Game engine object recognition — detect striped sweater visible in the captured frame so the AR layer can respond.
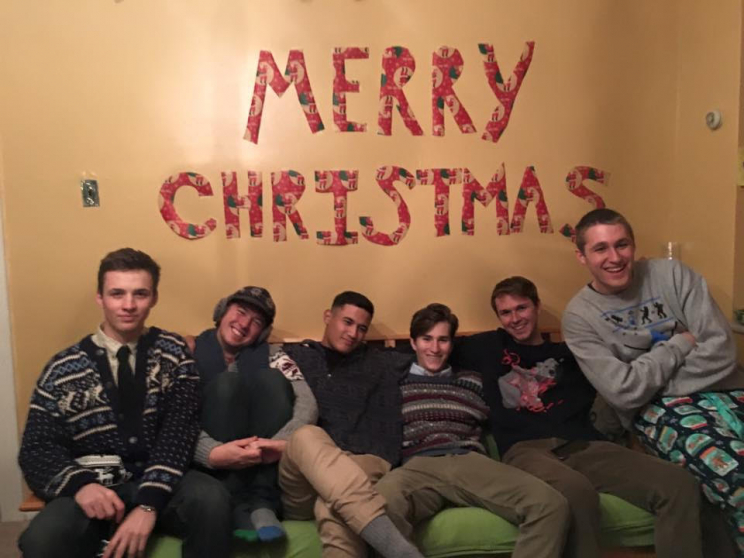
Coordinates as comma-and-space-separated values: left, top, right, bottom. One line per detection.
401, 367, 489, 460
18, 327, 200, 511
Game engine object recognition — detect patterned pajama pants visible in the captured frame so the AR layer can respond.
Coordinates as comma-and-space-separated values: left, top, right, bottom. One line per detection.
634, 390, 744, 556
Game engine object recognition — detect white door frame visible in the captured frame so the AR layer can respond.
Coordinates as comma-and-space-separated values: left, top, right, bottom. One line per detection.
0, 138, 25, 522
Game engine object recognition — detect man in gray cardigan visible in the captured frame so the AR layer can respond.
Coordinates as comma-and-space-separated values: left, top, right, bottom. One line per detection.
563, 208, 744, 555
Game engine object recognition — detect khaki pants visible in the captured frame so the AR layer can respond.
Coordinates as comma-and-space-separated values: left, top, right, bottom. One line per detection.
504, 438, 704, 558
374, 451, 569, 558
279, 425, 390, 558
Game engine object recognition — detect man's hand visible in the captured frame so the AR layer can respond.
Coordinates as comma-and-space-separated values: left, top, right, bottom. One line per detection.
681, 331, 697, 346
254, 439, 287, 464
103, 506, 157, 558
75, 483, 125, 522
182, 334, 196, 353
208, 437, 262, 469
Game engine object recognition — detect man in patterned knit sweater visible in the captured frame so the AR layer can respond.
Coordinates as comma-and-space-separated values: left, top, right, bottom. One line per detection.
18, 248, 225, 558
456, 275, 705, 558
374, 303, 570, 558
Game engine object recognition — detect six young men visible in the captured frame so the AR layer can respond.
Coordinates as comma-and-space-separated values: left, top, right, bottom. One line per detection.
17, 207, 744, 557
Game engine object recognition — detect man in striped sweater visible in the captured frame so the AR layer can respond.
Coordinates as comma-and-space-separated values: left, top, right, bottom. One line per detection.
18, 248, 228, 558
374, 303, 570, 558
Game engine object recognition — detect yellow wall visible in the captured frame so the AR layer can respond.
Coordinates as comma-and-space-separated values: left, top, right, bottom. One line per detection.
1, 0, 743, 424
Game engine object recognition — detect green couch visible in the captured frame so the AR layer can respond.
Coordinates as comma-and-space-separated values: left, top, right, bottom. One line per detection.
145, 435, 655, 557
146, 493, 654, 557
144, 337, 655, 557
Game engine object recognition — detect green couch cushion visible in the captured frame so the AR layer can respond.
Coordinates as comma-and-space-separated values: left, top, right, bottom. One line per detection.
598, 493, 656, 548
147, 521, 322, 558
414, 507, 518, 557
145, 496, 655, 558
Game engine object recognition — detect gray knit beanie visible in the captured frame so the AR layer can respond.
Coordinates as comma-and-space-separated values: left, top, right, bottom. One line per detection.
213, 286, 276, 326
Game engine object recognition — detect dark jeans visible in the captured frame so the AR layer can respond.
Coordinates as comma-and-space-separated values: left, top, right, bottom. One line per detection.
19, 470, 232, 558
201, 370, 293, 514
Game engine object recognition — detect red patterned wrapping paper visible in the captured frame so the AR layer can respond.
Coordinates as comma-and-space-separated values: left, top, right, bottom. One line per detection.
360, 166, 415, 246
271, 170, 310, 242
333, 47, 369, 133
222, 171, 264, 239
416, 168, 459, 236
511, 166, 553, 234
461, 165, 509, 236
244, 50, 325, 144
159, 172, 217, 240
377, 47, 423, 136
431, 47, 475, 137
479, 42, 535, 143
315, 170, 359, 245
559, 166, 608, 241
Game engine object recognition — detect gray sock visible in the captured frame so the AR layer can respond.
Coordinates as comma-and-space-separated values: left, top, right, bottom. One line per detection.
250, 508, 286, 542
360, 515, 424, 558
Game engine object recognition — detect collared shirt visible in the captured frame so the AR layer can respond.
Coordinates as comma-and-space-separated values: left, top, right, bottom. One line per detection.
91, 325, 141, 385
409, 361, 453, 378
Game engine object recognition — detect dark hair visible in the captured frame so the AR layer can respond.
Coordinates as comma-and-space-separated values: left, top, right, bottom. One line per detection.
331, 291, 374, 317
575, 208, 635, 253
410, 303, 459, 339
97, 248, 161, 294
491, 276, 540, 313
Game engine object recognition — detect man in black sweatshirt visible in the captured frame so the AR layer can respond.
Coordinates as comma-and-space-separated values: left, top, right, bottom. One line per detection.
454, 276, 704, 558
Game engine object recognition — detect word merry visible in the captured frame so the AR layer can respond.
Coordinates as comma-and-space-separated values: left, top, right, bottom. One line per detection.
244, 43, 535, 143
158, 166, 607, 246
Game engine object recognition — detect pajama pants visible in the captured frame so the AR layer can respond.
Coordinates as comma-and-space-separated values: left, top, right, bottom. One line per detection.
634, 390, 744, 555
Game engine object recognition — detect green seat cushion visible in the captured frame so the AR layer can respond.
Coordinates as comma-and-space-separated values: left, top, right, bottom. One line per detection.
146, 497, 654, 558
598, 493, 656, 547
414, 507, 518, 557
146, 521, 322, 558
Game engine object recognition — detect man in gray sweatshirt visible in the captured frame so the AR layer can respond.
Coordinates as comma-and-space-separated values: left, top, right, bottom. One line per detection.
562, 208, 744, 555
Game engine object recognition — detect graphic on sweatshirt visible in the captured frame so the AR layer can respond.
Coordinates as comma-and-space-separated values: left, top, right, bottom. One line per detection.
499, 350, 561, 412
600, 297, 678, 351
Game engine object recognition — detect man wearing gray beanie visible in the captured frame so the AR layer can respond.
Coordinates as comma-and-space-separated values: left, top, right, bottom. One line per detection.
189, 286, 318, 547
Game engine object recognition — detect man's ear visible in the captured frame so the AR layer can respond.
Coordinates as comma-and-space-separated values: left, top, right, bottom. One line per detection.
95, 291, 103, 308
409, 338, 416, 352
152, 291, 159, 307
323, 309, 332, 325
575, 248, 587, 266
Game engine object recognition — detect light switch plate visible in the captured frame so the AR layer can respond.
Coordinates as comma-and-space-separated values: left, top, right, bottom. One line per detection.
81, 179, 100, 207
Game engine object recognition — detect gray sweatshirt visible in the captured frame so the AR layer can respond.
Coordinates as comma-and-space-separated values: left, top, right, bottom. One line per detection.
562, 258, 744, 427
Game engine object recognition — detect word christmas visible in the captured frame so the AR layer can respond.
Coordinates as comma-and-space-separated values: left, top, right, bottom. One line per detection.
158, 165, 608, 246
244, 43, 534, 142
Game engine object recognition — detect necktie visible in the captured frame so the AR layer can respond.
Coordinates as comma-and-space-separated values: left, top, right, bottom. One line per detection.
116, 346, 137, 420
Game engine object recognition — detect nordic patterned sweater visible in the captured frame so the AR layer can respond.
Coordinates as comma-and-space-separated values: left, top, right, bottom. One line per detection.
18, 327, 200, 511
401, 363, 489, 461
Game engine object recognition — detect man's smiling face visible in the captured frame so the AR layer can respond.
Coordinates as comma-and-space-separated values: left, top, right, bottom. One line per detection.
493, 294, 542, 345
217, 302, 266, 351
577, 223, 636, 295
321, 304, 371, 354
